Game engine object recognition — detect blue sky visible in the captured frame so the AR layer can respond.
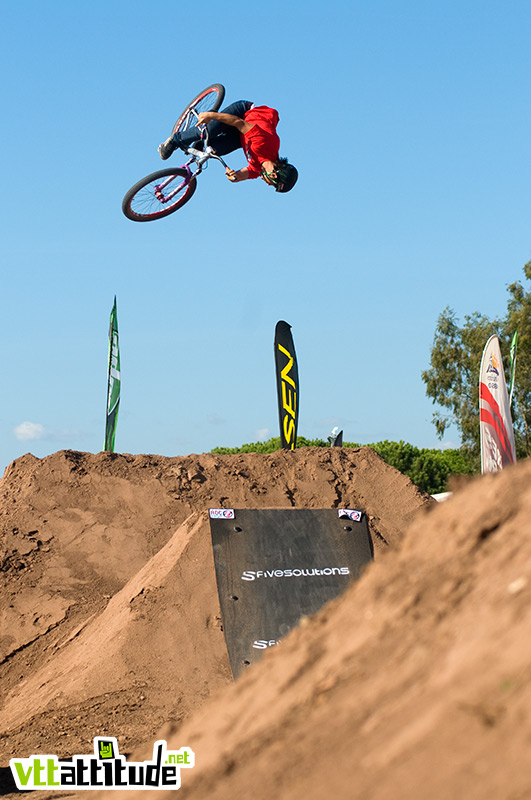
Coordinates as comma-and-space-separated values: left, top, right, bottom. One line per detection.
1, 0, 530, 470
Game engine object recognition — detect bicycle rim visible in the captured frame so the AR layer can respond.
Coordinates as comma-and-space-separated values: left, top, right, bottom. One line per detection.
122, 168, 197, 221
173, 83, 225, 135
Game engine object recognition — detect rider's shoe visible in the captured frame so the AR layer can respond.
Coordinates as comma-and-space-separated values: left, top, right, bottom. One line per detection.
158, 135, 177, 160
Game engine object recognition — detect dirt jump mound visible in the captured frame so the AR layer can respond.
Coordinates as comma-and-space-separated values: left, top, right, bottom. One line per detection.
0, 444, 428, 782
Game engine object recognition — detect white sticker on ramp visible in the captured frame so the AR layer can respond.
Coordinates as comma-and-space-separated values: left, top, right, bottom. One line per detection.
209, 508, 235, 519
338, 508, 363, 522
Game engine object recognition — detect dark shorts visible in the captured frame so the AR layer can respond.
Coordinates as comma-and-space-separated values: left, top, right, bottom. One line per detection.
173, 100, 253, 155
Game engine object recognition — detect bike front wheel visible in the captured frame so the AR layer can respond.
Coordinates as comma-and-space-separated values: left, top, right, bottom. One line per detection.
122, 168, 197, 221
172, 83, 225, 135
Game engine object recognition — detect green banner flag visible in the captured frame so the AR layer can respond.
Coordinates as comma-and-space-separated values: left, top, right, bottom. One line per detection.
509, 330, 518, 406
104, 297, 121, 452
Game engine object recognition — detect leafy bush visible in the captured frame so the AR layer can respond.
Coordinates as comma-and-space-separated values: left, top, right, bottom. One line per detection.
211, 437, 476, 494
212, 436, 328, 455
347, 440, 476, 494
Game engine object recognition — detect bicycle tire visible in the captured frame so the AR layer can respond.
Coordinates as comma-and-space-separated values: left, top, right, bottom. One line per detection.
122, 168, 197, 222
172, 83, 225, 135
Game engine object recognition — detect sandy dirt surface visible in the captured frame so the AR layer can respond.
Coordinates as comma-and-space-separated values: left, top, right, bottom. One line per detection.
3, 447, 529, 798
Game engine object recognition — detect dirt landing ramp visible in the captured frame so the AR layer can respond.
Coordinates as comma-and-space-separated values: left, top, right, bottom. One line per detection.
210, 508, 373, 677
0, 445, 430, 780
100, 459, 531, 800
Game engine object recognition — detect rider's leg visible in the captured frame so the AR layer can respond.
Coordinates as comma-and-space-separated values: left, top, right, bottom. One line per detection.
171, 100, 253, 152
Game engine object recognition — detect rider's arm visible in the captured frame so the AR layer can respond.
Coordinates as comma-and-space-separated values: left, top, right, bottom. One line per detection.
225, 167, 250, 182
197, 111, 253, 134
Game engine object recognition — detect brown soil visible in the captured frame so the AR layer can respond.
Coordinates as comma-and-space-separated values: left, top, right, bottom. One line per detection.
2, 447, 528, 799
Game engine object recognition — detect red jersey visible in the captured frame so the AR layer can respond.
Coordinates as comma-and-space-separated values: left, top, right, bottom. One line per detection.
240, 105, 280, 179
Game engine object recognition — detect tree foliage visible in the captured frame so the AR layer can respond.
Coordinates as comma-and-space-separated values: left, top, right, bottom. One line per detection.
349, 440, 474, 494
502, 262, 531, 454
422, 261, 531, 459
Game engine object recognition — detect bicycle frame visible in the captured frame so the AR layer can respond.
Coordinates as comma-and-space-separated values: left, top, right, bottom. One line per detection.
154, 118, 229, 206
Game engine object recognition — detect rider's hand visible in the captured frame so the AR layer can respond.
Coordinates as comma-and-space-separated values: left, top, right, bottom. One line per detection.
197, 111, 215, 125
225, 168, 239, 182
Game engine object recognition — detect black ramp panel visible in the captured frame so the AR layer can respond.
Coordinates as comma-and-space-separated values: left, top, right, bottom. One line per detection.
210, 508, 373, 679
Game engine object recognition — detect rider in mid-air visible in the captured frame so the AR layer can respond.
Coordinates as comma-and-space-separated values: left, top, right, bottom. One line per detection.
158, 100, 298, 194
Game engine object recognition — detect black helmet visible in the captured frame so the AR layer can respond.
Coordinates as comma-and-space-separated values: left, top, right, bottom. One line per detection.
274, 158, 298, 193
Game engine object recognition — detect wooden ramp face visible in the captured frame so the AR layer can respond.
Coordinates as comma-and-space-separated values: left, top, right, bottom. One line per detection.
209, 508, 373, 678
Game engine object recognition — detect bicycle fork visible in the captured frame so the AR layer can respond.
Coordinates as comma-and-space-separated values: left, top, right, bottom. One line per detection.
154, 166, 193, 205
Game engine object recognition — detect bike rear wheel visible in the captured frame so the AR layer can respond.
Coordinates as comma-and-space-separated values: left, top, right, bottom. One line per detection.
122, 168, 197, 221
172, 83, 225, 135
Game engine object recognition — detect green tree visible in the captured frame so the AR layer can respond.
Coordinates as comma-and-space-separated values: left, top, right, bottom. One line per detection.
502, 261, 531, 455
422, 261, 531, 459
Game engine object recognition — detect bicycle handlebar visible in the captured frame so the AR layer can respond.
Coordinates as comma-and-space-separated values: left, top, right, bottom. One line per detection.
185, 122, 229, 170
182, 110, 230, 171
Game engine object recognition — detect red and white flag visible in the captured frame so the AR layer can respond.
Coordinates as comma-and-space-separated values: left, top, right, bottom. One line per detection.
479, 334, 516, 473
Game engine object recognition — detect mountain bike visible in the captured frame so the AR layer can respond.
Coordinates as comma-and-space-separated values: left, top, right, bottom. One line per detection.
122, 83, 228, 222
